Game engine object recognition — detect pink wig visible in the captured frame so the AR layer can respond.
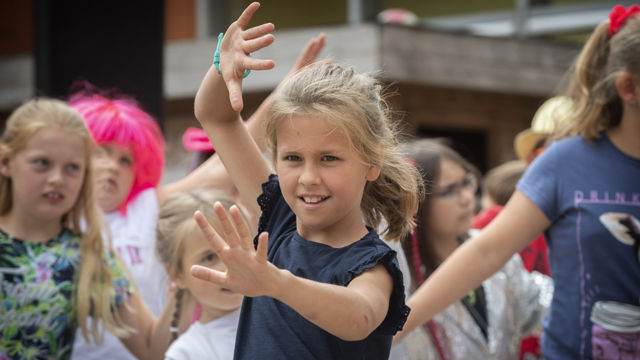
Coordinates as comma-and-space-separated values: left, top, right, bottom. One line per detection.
69, 85, 165, 213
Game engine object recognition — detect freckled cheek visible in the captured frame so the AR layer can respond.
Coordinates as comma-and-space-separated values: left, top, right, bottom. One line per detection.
279, 176, 301, 197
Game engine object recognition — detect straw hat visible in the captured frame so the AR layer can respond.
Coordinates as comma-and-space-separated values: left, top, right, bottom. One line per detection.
514, 96, 573, 160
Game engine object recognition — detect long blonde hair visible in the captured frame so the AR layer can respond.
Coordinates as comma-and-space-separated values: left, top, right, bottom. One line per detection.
0, 98, 131, 342
554, 15, 640, 141
264, 64, 423, 242
156, 189, 253, 343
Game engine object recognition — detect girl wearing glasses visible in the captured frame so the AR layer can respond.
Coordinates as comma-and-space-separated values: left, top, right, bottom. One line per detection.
390, 139, 553, 360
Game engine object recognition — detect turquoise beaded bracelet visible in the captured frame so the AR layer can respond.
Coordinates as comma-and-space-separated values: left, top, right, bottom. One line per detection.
214, 33, 251, 79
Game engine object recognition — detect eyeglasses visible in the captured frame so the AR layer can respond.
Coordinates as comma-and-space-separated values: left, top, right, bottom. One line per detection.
434, 172, 477, 201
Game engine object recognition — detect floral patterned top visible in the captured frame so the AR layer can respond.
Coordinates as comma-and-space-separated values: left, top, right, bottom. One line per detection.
0, 228, 133, 360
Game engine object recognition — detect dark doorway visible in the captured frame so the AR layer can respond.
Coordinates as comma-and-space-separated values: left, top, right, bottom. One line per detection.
34, 0, 165, 128
417, 127, 488, 174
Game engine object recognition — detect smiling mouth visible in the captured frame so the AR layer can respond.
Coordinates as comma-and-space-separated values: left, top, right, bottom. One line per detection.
301, 196, 329, 204
43, 193, 63, 199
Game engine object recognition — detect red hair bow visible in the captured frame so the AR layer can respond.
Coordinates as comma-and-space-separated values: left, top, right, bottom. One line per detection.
609, 4, 640, 37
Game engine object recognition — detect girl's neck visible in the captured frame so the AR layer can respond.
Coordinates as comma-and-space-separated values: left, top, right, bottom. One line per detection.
296, 212, 370, 248
0, 209, 62, 243
607, 106, 640, 159
198, 306, 240, 324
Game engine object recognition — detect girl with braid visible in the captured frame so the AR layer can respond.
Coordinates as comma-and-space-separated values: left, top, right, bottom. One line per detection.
156, 189, 253, 360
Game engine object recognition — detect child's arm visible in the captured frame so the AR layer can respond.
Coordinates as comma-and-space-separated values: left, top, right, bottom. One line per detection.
116, 286, 195, 360
157, 32, 327, 206
393, 191, 551, 344
193, 2, 275, 218
191, 203, 394, 341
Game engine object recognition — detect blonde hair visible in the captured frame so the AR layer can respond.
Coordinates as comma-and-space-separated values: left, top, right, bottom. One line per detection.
554, 15, 640, 141
483, 160, 527, 207
156, 189, 253, 342
0, 98, 131, 343
264, 64, 423, 242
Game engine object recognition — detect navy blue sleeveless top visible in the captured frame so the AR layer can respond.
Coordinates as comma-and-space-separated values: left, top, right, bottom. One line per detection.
233, 175, 410, 359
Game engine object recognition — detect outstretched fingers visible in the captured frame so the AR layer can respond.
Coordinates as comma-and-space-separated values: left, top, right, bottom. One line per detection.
243, 23, 275, 42
236, 2, 261, 29
242, 34, 275, 56
213, 202, 243, 248
226, 79, 245, 112
229, 205, 254, 250
297, 33, 327, 69
242, 56, 275, 72
194, 211, 228, 254
256, 232, 269, 264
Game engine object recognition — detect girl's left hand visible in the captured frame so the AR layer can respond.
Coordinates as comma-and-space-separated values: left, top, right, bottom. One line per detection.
218, 2, 275, 111
191, 202, 285, 298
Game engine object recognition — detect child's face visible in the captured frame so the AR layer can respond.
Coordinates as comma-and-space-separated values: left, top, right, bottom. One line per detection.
275, 115, 380, 243
0, 128, 87, 224
176, 225, 243, 322
92, 143, 135, 213
428, 159, 476, 239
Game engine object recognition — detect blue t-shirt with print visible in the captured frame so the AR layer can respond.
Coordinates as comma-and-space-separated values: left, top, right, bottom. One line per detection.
233, 175, 410, 360
0, 228, 133, 360
517, 133, 640, 360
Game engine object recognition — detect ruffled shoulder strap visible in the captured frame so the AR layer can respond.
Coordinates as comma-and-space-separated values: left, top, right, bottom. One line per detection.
256, 174, 281, 234
344, 242, 411, 336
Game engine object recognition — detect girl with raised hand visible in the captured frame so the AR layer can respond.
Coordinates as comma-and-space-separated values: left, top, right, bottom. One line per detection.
393, 5, 640, 360
0, 98, 177, 360
156, 189, 254, 360
390, 139, 552, 360
69, 32, 327, 360
193, 3, 421, 359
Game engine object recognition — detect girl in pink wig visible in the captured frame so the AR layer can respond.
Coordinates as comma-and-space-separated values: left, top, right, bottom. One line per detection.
69, 34, 327, 360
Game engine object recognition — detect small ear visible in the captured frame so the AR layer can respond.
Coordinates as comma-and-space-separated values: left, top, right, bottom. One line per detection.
0, 152, 11, 178
366, 166, 381, 182
166, 265, 188, 290
615, 72, 638, 105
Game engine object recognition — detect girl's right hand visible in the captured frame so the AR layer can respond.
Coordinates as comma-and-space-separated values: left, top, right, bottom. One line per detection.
218, 2, 275, 111
191, 202, 286, 298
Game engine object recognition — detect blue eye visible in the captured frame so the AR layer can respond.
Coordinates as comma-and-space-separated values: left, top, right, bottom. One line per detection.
285, 155, 301, 161
34, 159, 49, 167
322, 156, 338, 162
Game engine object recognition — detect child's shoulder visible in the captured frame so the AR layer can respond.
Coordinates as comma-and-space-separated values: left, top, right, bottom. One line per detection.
337, 232, 399, 280
546, 133, 609, 155
350, 230, 411, 335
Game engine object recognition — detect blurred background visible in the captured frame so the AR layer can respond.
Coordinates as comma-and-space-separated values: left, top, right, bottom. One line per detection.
0, 0, 633, 183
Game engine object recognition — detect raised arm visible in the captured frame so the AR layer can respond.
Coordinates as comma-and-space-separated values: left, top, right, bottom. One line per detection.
194, 3, 275, 218
393, 191, 551, 344
157, 32, 328, 206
